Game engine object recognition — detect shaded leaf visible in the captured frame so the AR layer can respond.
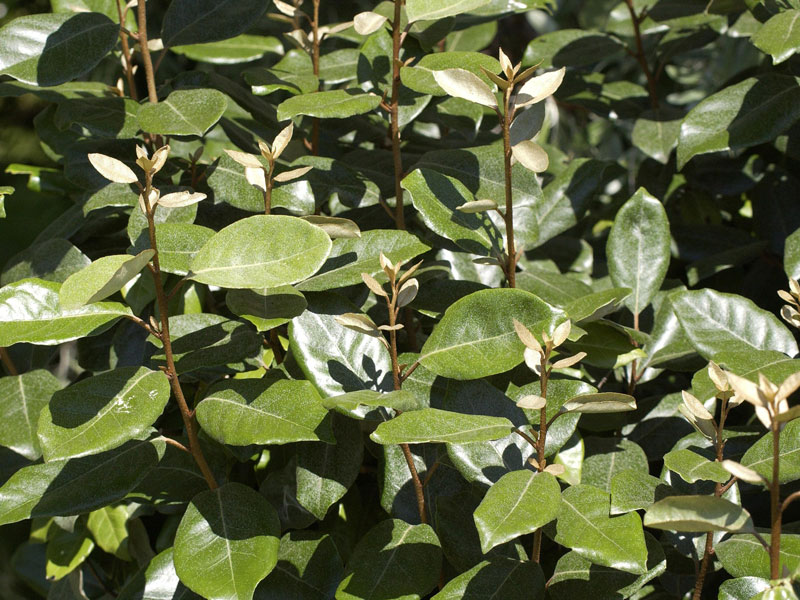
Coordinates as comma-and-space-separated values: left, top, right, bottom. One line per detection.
644, 495, 754, 533
0, 370, 62, 461
371, 408, 513, 445
138, 89, 227, 137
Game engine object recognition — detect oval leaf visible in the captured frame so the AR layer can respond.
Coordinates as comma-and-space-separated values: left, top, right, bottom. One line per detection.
59, 250, 154, 309
370, 408, 513, 445
138, 89, 227, 136
161, 0, 268, 47
644, 496, 754, 533
277, 89, 381, 121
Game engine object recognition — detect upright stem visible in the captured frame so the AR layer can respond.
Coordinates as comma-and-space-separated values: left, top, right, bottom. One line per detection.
531, 348, 551, 562
136, 0, 157, 104
390, 0, 406, 230
501, 86, 516, 288
310, 0, 321, 156
116, 0, 137, 100
770, 423, 782, 579
265, 166, 273, 215
144, 175, 217, 490
623, 0, 659, 110
386, 290, 426, 523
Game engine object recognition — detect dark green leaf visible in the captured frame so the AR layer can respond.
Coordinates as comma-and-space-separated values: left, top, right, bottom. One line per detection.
663, 448, 730, 484
161, 0, 268, 47
717, 534, 800, 579
1, 239, 90, 286
631, 108, 683, 164
400, 52, 501, 96
171, 35, 282, 64
581, 438, 648, 492
741, 419, 800, 484
371, 408, 513, 445
245, 50, 318, 96
752, 10, 800, 64
138, 89, 227, 137
644, 495, 754, 533
174, 483, 280, 600
117, 547, 202, 600
0, 370, 61, 461
523, 29, 625, 68
226, 286, 307, 332
322, 390, 425, 418
277, 90, 381, 121
610, 470, 677, 514
432, 558, 544, 600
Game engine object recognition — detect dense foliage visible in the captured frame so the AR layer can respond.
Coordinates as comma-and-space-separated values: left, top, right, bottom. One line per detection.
2, 0, 800, 598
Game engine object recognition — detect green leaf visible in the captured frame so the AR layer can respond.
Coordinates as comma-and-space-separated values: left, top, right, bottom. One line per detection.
0, 278, 132, 347
432, 558, 545, 600
161, 0, 268, 47
174, 483, 280, 600
420, 288, 562, 379
0, 438, 163, 526
548, 534, 666, 600
786, 227, 800, 280
255, 532, 344, 599
245, 50, 318, 96
607, 188, 670, 316
400, 52, 501, 96
1, 239, 90, 286
562, 392, 637, 415
741, 419, 800, 484
138, 89, 227, 136
644, 495, 754, 533
117, 547, 201, 600
277, 90, 381, 121
719, 578, 772, 600
171, 35, 282, 64
677, 74, 800, 168
296, 230, 430, 292
295, 415, 363, 520
46, 524, 94, 581
37, 367, 170, 462
319, 48, 360, 84
336, 519, 441, 600
717, 534, 800, 579
523, 29, 625, 69
663, 448, 730, 484
554, 484, 648, 575
752, 10, 800, 64
403, 168, 502, 256
610, 470, 677, 514
289, 294, 393, 397
190, 215, 332, 289
0, 370, 62, 461
226, 286, 307, 332
87, 505, 131, 560
322, 390, 425, 418
581, 438, 648, 492
631, 108, 683, 164
406, 0, 492, 21
0, 13, 118, 86
673, 289, 799, 358
146, 223, 214, 277
371, 408, 513, 445
55, 97, 140, 139
149, 314, 262, 374
473, 470, 560, 553
59, 250, 154, 309
691, 350, 800, 404
196, 375, 334, 446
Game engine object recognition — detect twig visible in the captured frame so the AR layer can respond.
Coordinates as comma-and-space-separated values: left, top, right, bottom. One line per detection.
513, 427, 538, 450
162, 436, 190, 453
389, 0, 406, 230
623, 0, 659, 110
500, 87, 516, 287
116, 0, 137, 100
399, 359, 421, 383
136, 0, 158, 103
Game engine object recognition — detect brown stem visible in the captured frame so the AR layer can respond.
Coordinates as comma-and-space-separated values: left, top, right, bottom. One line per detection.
116, 0, 137, 100
123, 314, 155, 336
311, 0, 321, 156
144, 173, 217, 490
693, 423, 726, 599
389, 0, 406, 230
513, 427, 538, 450
400, 359, 421, 383
770, 423, 782, 579
623, 0, 659, 110
400, 442, 427, 524
136, 0, 158, 104
531, 350, 551, 563
265, 166, 274, 215
501, 88, 516, 288
781, 490, 800, 514
0, 347, 18, 376
162, 436, 190, 453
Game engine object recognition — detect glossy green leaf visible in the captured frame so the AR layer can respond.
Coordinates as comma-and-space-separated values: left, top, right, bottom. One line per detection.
87, 505, 131, 560
473, 470, 560, 553
319, 48, 360, 84
400, 52, 501, 96
59, 250, 154, 309
548, 534, 666, 600
245, 50, 318, 96
644, 495, 754, 533
719, 577, 772, 600
38, 367, 169, 462
0, 370, 61, 461
673, 289, 799, 358
161, 0, 268, 47
289, 294, 393, 397
296, 229, 429, 292
138, 89, 227, 137
403, 168, 502, 256
663, 448, 729, 484
741, 419, 800, 484
371, 408, 512, 445
677, 74, 800, 168
523, 29, 625, 69
190, 215, 332, 289
117, 547, 201, 600
752, 10, 800, 64
1, 239, 90, 286
226, 286, 307, 332
406, 0, 491, 21
717, 534, 800, 579
631, 108, 683, 164
322, 390, 425, 418
0, 438, 163, 525
46, 524, 94, 581
0, 13, 118, 86
420, 288, 562, 379
277, 90, 381, 121
336, 519, 441, 600
610, 470, 677, 515
0, 278, 132, 347
554, 484, 648, 575
255, 532, 344, 599
196, 375, 333, 446
691, 350, 800, 403
174, 482, 280, 600
296, 416, 363, 520
607, 188, 670, 316
432, 558, 545, 600
54, 96, 139, 139
581, 438, 647, 492
171, 35, 282, 64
